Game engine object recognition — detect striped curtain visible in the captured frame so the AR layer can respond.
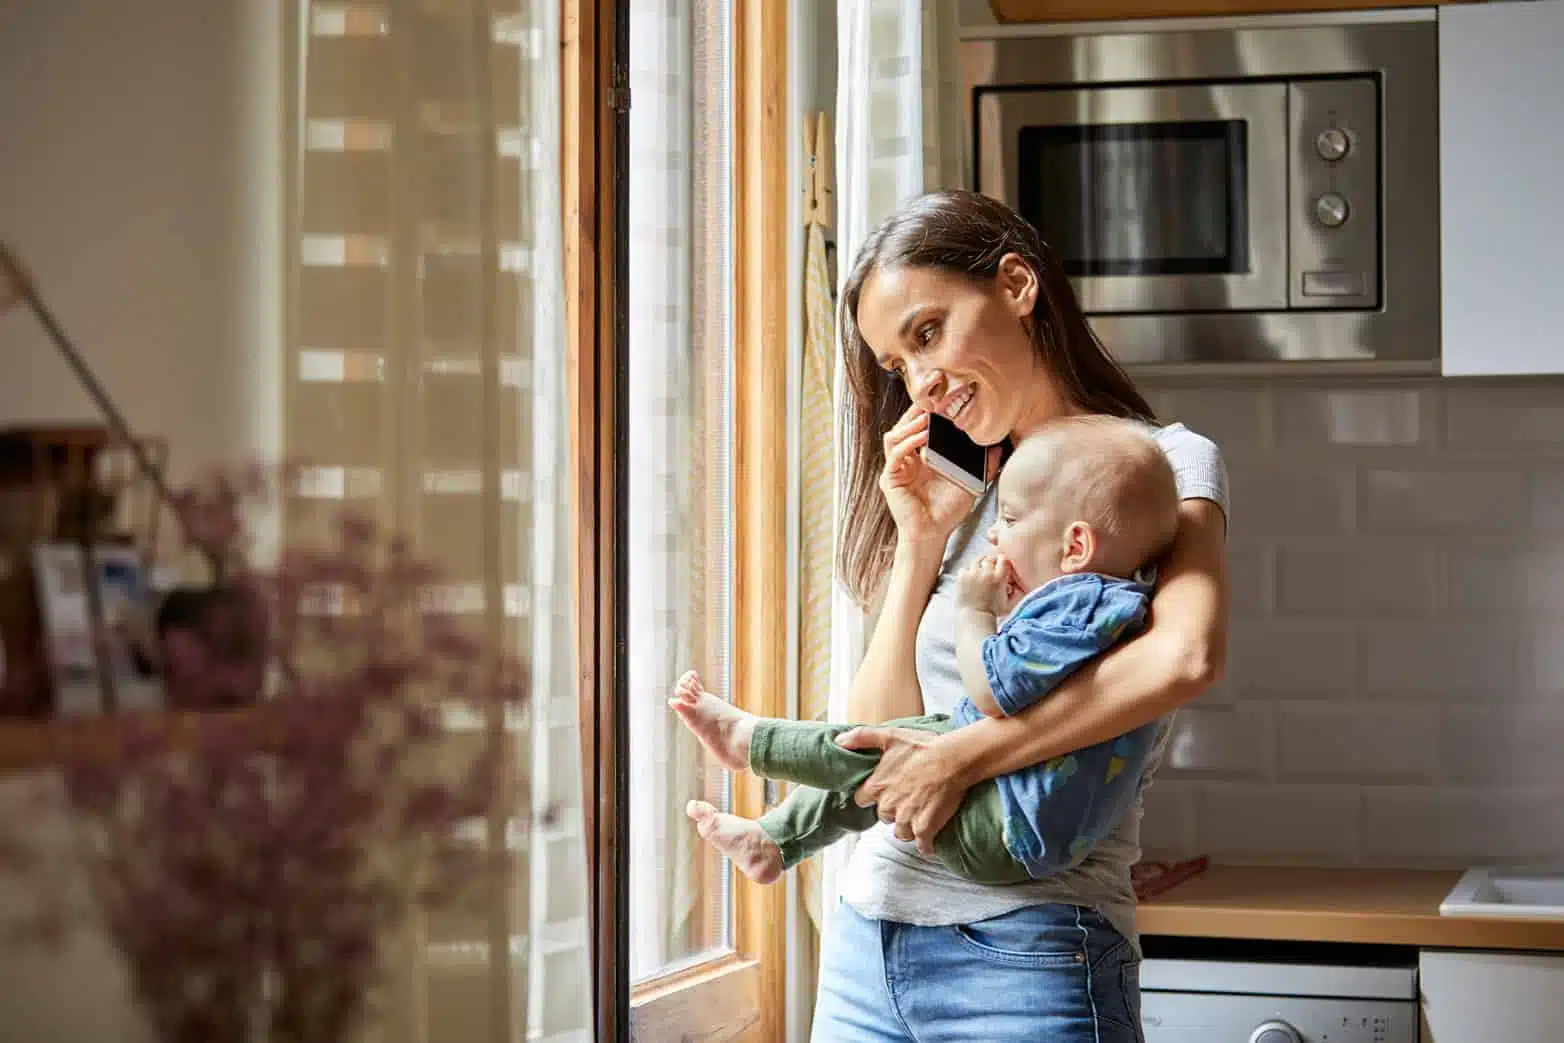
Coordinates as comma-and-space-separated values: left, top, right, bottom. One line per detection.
287, 2, 591, 1040
796, 190, 836, 933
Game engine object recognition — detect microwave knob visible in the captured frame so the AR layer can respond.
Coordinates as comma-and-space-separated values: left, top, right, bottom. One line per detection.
1248, 1022, 1303, 1043
1315, 126, 1351, 162
1313, 192, 1350, 229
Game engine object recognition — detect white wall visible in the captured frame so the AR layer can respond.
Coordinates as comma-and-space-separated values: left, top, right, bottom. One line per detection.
1141, 376, 1564, 869
0, 0, 283, 479
0, 3, 282, 1039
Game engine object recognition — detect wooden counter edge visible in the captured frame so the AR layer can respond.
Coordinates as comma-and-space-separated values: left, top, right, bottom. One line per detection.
1139, 866, 1564, 952
1142, 904, 1564, 951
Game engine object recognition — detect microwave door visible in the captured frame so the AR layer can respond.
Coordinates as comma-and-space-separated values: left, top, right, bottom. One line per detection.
977, 82, 1288, 315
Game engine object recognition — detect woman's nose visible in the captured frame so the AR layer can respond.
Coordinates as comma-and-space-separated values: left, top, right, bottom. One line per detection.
908, 364, 943, 405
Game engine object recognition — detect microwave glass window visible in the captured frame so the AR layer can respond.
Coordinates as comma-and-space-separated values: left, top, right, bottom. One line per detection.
1018, 120, 1248, 278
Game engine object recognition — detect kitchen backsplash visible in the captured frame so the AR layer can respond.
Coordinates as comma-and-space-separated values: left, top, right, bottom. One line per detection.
1137, 377, 1564, 868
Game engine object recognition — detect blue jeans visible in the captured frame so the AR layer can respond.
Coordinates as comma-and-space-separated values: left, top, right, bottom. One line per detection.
811, 901, 1143, 1042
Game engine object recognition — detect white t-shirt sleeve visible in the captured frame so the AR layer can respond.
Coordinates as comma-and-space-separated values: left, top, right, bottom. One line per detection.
1156, 422, 1230, 530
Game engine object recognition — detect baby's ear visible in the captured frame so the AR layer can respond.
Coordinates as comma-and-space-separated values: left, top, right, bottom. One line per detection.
1059, 520, 1096, 573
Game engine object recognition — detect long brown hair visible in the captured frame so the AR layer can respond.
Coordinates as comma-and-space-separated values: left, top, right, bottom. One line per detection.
837, 189, 1156, 606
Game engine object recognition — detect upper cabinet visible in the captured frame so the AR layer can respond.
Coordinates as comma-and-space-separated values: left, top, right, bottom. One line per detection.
985, 0, 1483, 23
1440, 0, 1564, 376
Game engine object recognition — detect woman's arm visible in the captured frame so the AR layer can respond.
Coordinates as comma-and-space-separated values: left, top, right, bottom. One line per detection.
840, 497, 1228, 850
940, 497, 1229, 784
847, 538, 943, 723
846, 406, 989, 724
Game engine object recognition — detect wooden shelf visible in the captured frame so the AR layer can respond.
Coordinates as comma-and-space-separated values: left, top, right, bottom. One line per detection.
0, 705, 275, 777
988, 0, 1484, 23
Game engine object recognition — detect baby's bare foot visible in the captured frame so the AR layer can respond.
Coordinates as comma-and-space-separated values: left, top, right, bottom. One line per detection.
668, 670, 756, 772
687, 800, 783, 884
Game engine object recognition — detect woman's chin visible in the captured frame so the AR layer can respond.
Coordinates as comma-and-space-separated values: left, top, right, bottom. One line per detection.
960, 401, 1009, 446
967, 421, 1006, 447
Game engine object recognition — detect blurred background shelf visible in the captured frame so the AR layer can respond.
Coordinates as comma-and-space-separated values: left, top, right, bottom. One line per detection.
0, 705, 271, 779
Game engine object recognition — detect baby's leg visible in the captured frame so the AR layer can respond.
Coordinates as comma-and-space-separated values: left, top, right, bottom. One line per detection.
757, 787, 879, 869
668, 670, 757, 772
748, 713, 953, 790
670, 669, 949, 792
687, 786, 883, 885
686, 801, 784, 884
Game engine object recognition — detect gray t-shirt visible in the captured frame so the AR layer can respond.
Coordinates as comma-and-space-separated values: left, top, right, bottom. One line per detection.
839, 422, 1229, 953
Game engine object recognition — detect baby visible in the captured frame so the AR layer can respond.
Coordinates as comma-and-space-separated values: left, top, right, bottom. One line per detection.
670, 415, 1181, 885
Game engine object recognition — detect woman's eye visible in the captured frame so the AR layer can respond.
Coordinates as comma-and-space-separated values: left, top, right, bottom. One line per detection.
914, 323, 938, 348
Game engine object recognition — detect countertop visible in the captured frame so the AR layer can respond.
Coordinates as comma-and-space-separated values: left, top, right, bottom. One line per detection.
1139, 865, 1564, 952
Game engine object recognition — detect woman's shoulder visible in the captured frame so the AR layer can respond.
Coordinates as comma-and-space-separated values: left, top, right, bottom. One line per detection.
1145, 419, 1218, 455
1146, 420, 1230, 514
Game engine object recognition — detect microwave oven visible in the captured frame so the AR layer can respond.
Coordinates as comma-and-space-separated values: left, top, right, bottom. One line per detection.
963, 12, 1440, 370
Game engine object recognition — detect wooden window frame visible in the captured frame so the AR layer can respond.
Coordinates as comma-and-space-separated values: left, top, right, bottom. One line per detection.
565, 0, 790, 1039
561, 0, 622, 1039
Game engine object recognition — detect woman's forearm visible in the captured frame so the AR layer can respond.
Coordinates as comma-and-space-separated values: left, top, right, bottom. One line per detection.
847, 539, 943, 723
940, 626, 1212, 785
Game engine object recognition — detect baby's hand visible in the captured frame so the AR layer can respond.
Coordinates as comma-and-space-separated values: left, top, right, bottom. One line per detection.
956, 554, 1011, 615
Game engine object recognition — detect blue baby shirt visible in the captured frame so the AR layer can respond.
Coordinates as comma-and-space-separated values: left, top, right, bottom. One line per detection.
951, 572, 1159, 877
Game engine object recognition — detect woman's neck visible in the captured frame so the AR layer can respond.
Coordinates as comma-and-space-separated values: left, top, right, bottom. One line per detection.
1009, 383, 1084, 443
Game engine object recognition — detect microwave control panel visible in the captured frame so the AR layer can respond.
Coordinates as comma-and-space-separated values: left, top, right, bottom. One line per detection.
1289, 77, 1380, 310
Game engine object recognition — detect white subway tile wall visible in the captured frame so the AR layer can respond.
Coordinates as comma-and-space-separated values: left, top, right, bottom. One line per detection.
1141, 378, 1564, 867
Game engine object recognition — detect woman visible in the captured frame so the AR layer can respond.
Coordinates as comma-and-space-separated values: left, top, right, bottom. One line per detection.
812, 190, 1230, 1041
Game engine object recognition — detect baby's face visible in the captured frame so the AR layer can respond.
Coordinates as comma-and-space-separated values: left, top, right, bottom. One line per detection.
984, 477, 1066, 603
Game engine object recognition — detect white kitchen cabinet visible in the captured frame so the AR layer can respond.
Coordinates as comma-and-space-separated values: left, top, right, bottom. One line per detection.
1440, 1, 1564, 376
1420, 950, 1564, 1042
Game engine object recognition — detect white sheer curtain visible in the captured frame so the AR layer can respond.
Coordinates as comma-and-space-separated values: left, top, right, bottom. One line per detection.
821, 0, 966, 933
289, 2, 592, 1038
520, 8, 595, 1039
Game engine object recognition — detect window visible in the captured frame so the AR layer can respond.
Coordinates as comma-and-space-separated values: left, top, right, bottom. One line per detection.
626, 0, 735, 984
575, 0, 790, 1037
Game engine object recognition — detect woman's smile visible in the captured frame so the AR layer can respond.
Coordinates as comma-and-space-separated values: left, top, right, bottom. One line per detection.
935, 383, 976, 426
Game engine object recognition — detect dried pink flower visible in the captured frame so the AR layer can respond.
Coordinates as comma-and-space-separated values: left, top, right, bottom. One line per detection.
2, 461, 537, 1043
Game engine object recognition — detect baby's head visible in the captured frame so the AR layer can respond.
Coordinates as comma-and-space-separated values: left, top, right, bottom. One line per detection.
987, 416, 1179, 595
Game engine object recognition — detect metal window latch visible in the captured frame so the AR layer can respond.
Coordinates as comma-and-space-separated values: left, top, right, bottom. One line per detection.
763, 779, 782, 810
611, 85, 631, 112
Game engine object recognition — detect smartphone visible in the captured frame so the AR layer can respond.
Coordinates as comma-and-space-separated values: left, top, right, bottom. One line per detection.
923, 412, 990, 496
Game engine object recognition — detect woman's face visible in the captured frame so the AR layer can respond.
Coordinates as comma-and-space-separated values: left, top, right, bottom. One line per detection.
854, 256, 1068, 446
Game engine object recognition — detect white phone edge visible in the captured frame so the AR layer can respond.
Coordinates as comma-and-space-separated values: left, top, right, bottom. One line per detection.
923, 448, 987, 498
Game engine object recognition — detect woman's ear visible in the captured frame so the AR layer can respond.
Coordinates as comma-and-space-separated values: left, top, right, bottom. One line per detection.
996, 253, 1039, 318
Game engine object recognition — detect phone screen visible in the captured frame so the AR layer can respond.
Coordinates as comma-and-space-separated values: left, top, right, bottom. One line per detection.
924, 412, 989, 496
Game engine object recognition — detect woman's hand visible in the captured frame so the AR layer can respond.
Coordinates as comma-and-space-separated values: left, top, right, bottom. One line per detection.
835, 725, 970, 854
879, 407, 984, 548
